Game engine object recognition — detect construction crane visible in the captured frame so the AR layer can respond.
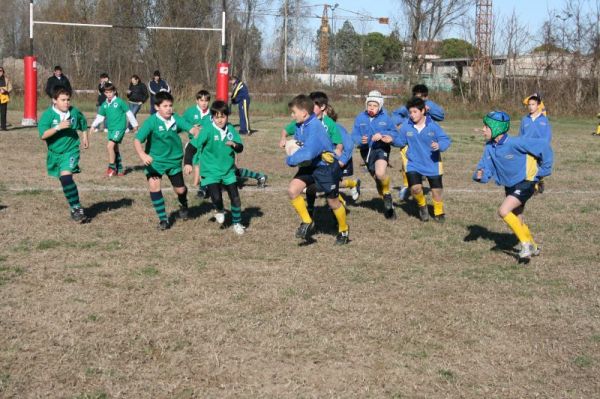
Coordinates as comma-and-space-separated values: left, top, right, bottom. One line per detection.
474, 0, 493, 98
319, 5, 330, 73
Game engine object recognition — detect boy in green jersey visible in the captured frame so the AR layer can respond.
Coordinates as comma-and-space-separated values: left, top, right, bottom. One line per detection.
134, 92, 200, 230
184, 101, 245, 235
90, 83, 139, 176
38, 86, 90, 223
182, 90, 211, 192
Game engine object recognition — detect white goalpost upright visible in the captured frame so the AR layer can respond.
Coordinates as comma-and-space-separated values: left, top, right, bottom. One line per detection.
23, 0, 229, 126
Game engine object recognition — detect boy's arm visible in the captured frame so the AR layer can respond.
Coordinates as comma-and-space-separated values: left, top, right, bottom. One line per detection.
425, 100, 445, 122
39, 113, 71, 140
227, 125, 244, 153
351, 117, 364, 146
434, 125, 452, 152
391, 127, 408, 148
175, 115, 199, 137
473, 147, 492, 183
183, 141, 199, 166
134, 122, 153, 165
286, 133, 322, 166
90, 113, 106, 130
280, 121, 296, 148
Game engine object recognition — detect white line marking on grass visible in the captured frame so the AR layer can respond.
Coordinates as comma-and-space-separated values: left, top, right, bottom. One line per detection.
6, 185, 600, 195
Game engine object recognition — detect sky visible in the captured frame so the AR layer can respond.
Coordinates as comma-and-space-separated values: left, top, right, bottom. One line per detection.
259, 0, 573, 60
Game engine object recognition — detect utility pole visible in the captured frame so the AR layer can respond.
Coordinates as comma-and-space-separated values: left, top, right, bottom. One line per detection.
283, 0, 288, 82
474, 0, 493, 99
319, 4, 329, 73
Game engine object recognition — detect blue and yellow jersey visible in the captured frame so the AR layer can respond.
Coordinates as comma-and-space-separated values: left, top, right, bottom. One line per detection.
393, 116, 451, 177
474, 134, 553, 187
351, 109, 398, 150
519, 114, 552, 143
286, 113, 335, 168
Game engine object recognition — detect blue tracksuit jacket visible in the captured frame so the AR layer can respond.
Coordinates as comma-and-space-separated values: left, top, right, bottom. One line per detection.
519, 114, 552, 142
392, 116, 451, 176
337, 123, 354, 167
351, 109, 398, 152
474, 134, 554, 187
287, 114, 335, 168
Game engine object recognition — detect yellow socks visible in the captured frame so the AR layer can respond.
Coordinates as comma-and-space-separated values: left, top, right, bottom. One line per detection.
503, 212, 531, 244
342, 179, 357, 189
338, 194, 346, 207
414, 192, 427, 207
291, 196, 312, 224
432, 200, 444, 216
332, 205, 348, 232
381, 176, 391, 195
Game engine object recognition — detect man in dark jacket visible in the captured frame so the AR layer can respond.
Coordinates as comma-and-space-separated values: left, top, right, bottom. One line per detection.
45, 66, 72, 98
230, 76, 251, 135
147, 70, 171, 114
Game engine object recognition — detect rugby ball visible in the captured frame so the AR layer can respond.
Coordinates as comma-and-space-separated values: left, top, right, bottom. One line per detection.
285, 139, 301, 156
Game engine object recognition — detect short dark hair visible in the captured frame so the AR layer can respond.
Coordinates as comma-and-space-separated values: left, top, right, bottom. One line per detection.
131, 74, 140, 81
309, 91, 329, 107
528, 95, 541, 104
154, 91, 173, 106
210, 100, 230, 116
100, 73, 109, 79
52, 86, 71, 99
406, 96, 426, 111
54, 65, 62, 71
412, 84, 429, 97
103, 83, 116, 92
153, 70, 161, 77
288, 94, 313, 113
196, 90, 210, 100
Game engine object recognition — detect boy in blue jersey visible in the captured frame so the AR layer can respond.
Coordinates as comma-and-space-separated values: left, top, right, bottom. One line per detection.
392, 84, 445, 202
522, 93, 547, 116
286, 95, 349, 245
351, 90, 398, 219
393, 97, 452, 222
473, 111, 554, 260
520, 95, 552, 194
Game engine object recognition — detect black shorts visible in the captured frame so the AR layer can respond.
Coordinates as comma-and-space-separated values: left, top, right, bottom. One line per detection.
294, 163, 341, 198
342, 157, 354, 177
406, 172, 443, 189
146, 171, 185, 188
505, 180, 536, 204
360, 146, 390, 174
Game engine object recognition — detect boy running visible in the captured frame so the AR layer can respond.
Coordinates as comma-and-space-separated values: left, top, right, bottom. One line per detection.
393, 97, 452, 222
351, 90, 398, 219
134, 92, 199, 230
38, 86, 90, 223
473, 111, 554, 261
90, 83, 138, 177
520, 94, 552, 193
184, 101, 246, 235
286, 94, 349, 245
182, 90, 212, 195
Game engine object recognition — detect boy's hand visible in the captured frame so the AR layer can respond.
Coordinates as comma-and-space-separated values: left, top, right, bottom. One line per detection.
81, 135, 89, 149
141, 153, 153, 166
225, 141, 236, 147
338, 161, 345, 168
381, 135, 393, 144
57, 120, 71, 131
476, 169, 483, 180
184, 164, 193, 175
279, 137, 287, 149
361, 135, 368, 144
372, 133, 382, 142
431, 141, 440, 151
189, 126, 200, 137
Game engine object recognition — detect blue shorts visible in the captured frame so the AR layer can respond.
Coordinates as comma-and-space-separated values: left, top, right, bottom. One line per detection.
505, 180, 536, 204
294, 163, 342, 198
342, 157, 354, 177
360, 146, 390, 174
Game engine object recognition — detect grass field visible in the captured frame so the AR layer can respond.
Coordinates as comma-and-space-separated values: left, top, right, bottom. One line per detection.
1, 108, 599, 398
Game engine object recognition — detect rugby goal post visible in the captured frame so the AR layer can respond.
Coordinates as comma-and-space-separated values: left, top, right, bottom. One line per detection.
23, 0, 228, 126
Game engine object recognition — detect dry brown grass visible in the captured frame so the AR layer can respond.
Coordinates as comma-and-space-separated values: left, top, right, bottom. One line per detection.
0, 109, 599, 398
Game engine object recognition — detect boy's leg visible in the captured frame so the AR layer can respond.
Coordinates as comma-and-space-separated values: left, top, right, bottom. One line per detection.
408, 172, 428, 221
206, 183, 225, 223
59, 172, 87, 223
168, 172, 189, 220
224, 183, 243, 226
288, 178, 311, 224
375, 158, 394, 219
429, 176, 445, 221
305, 184, 318, 217
148, 176, 168, 227
498, 196, 531, 244
326, 187, 349, 245
106, 141, 117, 176
237, 167, 265, 182
114, 143, 124, 175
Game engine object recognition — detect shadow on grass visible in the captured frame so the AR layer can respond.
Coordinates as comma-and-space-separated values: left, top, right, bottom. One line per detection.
168, 201, 214, 227
86, 198, 134, 219
241, 206, 264, 227
0, 205, 7, 211
464, 224, 522, 261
